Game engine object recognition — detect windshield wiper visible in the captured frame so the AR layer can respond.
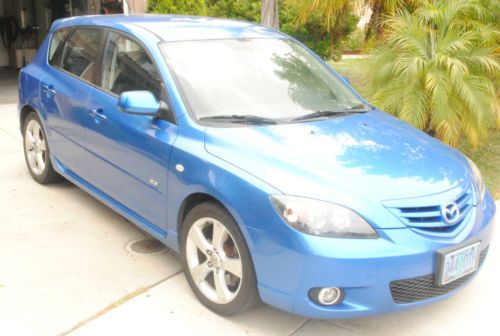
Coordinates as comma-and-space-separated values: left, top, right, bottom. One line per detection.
292, 104, 373, 122
199, 115, 278, 125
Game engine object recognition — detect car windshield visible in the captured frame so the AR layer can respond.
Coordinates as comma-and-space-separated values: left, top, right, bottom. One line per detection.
160, 38, 365, 122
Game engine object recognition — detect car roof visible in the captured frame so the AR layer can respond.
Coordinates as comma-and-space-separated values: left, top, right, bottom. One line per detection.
50, 14, 287, 42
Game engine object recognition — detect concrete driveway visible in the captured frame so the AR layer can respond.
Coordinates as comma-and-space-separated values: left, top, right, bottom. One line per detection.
0, 77, 498, 335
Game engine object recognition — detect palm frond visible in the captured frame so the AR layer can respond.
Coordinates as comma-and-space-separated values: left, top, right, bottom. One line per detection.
367, 0, 499, 147
295, 0, 348, 28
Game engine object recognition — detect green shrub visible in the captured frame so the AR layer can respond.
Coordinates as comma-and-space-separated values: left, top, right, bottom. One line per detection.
147, 0, 207, 15
280, 0, 358, 60
206, 0, 261, 22
343, 27, 364, 52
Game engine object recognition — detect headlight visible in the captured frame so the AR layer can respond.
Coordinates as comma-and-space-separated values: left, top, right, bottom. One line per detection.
270, 195, 378, 238
466, 157, 486, 203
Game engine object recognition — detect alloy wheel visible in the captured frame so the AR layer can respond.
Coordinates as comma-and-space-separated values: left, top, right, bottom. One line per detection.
24, 119, 47, 175
185, 217, 243, 304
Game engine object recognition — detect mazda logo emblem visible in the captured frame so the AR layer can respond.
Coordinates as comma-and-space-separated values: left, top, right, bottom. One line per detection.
441, 201, 461, 224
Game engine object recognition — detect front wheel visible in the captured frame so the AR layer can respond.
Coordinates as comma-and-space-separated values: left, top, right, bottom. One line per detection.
180, 202, 260, 315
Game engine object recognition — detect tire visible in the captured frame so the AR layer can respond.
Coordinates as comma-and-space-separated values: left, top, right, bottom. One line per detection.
180, 202, 260, 315
22, 112, 62, 184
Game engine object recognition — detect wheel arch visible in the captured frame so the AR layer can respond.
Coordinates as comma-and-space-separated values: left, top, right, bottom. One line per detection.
175, 190, 258, 256
19, 104, 40, 131
177, 192, 227, 233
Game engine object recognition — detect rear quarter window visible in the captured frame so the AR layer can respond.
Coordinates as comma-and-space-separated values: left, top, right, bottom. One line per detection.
48, 29, 70, 65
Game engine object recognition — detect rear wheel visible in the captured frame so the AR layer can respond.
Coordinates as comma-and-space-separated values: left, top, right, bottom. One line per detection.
22, 112, 61, 184
180, 202, 260, 315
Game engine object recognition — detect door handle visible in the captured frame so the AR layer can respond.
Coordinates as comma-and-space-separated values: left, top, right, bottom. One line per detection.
42, 84, 56, 96
89, 108, 107, 121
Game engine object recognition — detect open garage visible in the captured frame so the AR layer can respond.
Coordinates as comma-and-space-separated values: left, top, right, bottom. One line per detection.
0, 1, 146, 69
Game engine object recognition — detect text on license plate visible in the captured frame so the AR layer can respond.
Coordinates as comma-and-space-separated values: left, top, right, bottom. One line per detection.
439, 241, 481, 286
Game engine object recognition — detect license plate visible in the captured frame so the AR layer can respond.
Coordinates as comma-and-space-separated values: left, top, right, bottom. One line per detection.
436, 240, 482, 286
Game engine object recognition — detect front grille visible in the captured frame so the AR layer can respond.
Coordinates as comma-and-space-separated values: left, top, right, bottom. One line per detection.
390, 247, 488, 304
383, 181, 474, 237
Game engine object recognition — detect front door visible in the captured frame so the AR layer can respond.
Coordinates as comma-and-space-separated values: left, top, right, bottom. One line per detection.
84, 31, 177, 233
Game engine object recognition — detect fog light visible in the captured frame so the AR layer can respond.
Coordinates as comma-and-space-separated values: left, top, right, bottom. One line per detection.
309, 287, 344, 306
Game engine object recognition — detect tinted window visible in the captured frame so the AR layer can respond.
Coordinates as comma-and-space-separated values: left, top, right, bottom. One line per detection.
49, 29, 70, 65
100, 32, 161, 98
60, 29, 103, 82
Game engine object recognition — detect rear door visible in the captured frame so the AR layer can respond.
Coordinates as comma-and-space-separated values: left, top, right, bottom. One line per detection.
41, 28, 105, 179
84, 30, 178, 232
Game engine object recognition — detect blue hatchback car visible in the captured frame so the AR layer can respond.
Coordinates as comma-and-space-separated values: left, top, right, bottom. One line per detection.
19, 15, 496, 318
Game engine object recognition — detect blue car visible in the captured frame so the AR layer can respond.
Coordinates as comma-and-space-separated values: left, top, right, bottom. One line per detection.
18, 15, 496, 318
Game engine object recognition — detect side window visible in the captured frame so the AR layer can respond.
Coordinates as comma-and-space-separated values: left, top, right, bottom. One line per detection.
48, 29, 70, 65
59, 29, 103, 82
100, 32, 161, 99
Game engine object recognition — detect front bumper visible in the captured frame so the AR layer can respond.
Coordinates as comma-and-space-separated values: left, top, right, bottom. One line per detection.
249, 194, 496, 319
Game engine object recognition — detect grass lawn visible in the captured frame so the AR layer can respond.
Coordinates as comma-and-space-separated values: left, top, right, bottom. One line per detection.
329, 58, 500, 199
458, 131, 500, 200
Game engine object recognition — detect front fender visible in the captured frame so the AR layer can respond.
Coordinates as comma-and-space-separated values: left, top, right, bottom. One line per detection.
164, 130, 280, 254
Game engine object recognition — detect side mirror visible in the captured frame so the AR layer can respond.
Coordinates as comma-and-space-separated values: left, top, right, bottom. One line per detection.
341, 76, 352, 87
117, 91, 160, 116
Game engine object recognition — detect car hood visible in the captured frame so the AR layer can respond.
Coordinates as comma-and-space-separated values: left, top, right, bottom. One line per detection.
204, 110, 470, 228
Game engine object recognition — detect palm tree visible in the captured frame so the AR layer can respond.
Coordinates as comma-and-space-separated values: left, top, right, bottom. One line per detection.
367, 0, 499, 147
362, 0, 421, 40
293, 0, 350, 58
293, 1, 419, 52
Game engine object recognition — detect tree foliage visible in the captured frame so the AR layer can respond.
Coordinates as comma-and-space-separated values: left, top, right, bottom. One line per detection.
280, 1, 330, 58
286, 0, 359, 59
147, 0, 207, 16
206, 0, 261, 22
148, 0, 358, 59
362, 0, 422, 40
367, 0, 500, 147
